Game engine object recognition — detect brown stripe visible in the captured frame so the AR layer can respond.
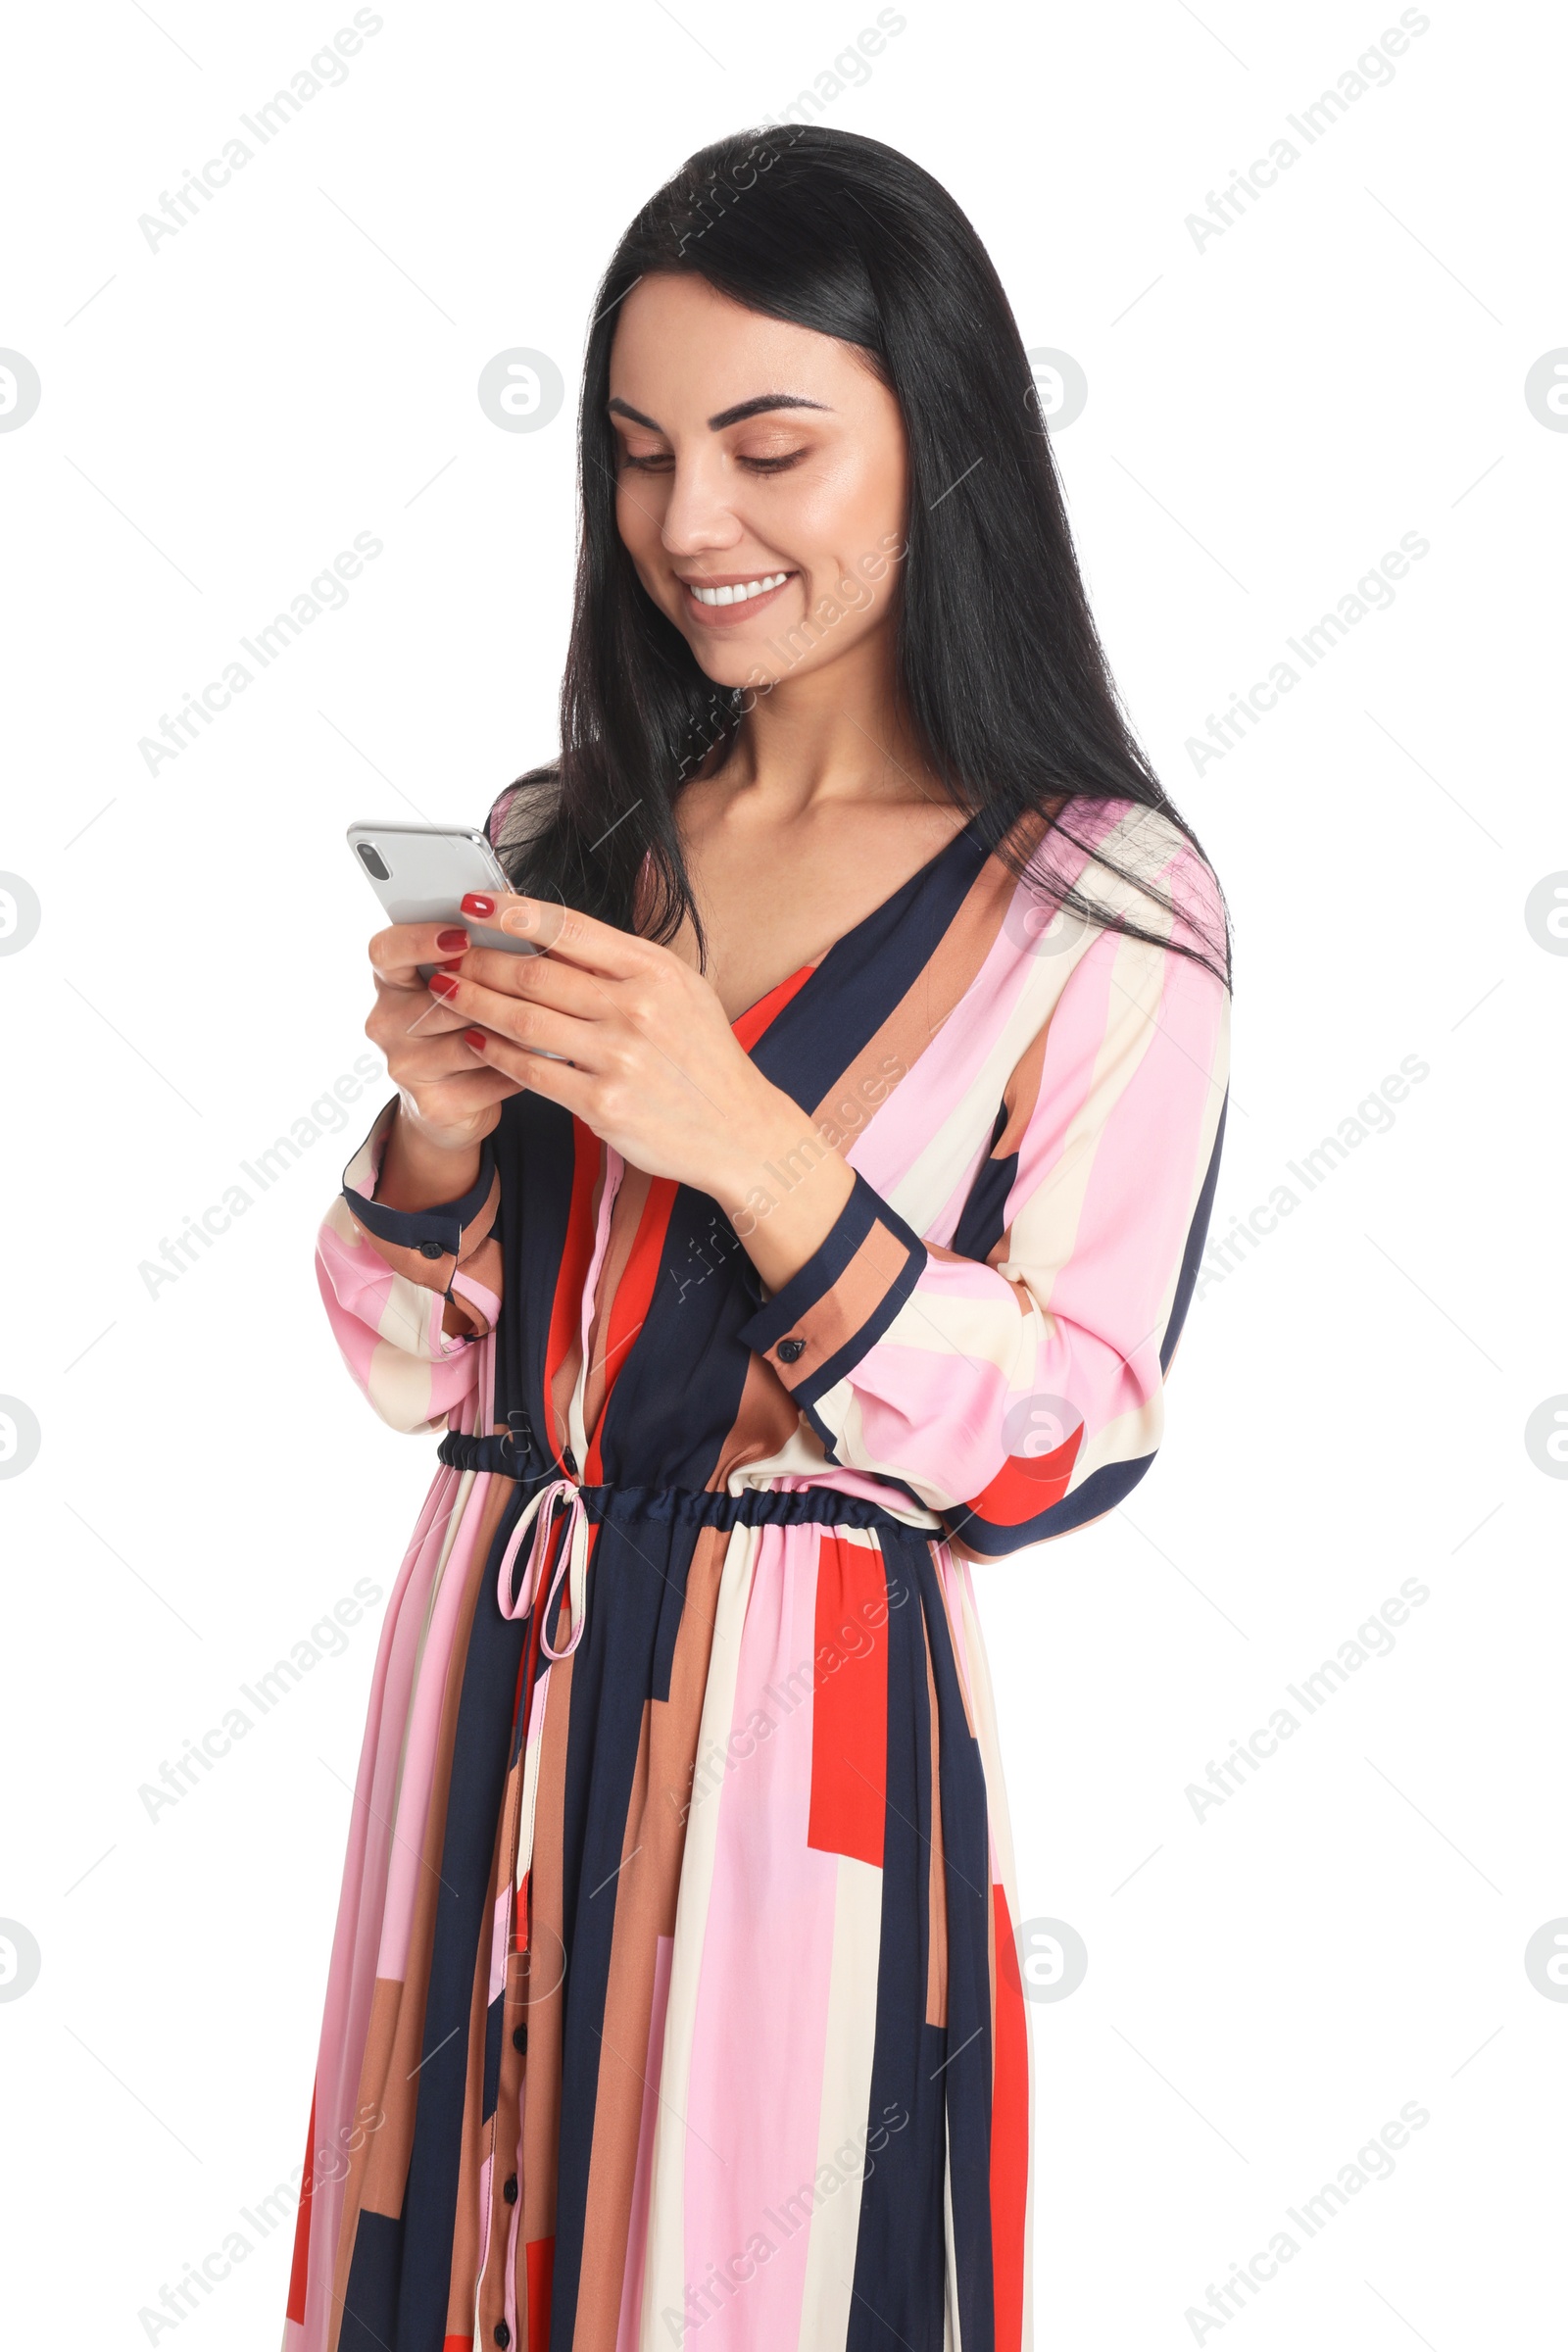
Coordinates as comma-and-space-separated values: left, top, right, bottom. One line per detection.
808, 819, 1048, 1133
353, 1163, 504, 1296
447, 1805, 506, 2337
712, 1348, 808, 1491
582, 1163, 652, 1442
568, 1520, 732, 2344
767, 1217, 913, 1386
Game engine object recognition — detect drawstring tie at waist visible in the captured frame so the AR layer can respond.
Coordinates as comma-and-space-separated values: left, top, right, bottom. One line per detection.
493, 1476, 590, 1659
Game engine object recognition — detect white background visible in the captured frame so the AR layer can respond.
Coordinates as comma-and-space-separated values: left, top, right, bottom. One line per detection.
1, 0, 1564, 2343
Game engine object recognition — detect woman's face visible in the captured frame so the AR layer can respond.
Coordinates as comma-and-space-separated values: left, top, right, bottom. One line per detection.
607, 272, 908, 696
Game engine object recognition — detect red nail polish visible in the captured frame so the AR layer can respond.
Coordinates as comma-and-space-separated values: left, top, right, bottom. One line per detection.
461, 893, 496, 917
463, 1028, 488, 1053
427, 970, 461, 1000
436, 927, 468, 951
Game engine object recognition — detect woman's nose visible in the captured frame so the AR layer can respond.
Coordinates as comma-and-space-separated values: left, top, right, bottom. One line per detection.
659, 448, 744, 557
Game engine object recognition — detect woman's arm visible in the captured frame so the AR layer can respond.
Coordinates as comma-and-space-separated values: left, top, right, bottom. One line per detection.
316, 1100, 503, 1434
421, 865, 1226, 1537
735, 916, 1230, 1553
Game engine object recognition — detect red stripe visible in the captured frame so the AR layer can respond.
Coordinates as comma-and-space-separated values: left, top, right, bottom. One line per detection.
284, 2082, 317, 2324
967, 1424, 1083, 1528
806, 1535, 888, 1868
542, 1118, 601, 1468
526, 2236, 556, 2349
730, 962, 813, 1053
990, 1883, 1029, 2352
583, 1176, 678, 1482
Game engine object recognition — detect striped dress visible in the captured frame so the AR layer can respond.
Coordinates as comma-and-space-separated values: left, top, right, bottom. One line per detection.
283, 795, 1229, 2352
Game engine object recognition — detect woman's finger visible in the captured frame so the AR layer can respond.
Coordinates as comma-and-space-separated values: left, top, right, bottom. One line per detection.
469, 892, 665, 981
426, 969, 598, 1065
368, 919, 476, 988
453, 943, 617, 1019
462, 1025, 598, 1115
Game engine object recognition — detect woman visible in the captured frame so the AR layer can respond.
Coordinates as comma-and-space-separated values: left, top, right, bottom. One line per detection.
285, 125, 1230, 2352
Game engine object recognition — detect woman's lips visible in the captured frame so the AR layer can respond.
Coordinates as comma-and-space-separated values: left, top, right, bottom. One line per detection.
678, 572, 796, 627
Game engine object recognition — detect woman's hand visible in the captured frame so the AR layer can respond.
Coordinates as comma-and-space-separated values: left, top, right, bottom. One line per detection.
431, 892, 855, 1288
365, 919, 525, 1209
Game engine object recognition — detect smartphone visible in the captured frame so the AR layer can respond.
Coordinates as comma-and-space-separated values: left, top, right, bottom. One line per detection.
347, 820, 543, 978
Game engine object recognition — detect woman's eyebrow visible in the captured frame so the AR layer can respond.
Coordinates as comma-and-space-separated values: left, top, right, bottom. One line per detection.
606, 393, 831, 433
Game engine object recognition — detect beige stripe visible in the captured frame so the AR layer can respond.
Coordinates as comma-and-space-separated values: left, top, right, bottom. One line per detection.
519, 1648, 575, 2251
796, 1853, 884, 2348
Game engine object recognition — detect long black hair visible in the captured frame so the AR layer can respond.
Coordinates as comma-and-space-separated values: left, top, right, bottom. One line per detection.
493, 124, 1230, 985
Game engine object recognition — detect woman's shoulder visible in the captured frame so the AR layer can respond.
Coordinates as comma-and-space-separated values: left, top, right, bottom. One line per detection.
1044, 793, 1228, 976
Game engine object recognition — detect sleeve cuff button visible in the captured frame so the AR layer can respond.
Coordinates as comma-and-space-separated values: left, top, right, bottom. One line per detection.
776, 1337, 806, 1363
417, 1240, 446, 1260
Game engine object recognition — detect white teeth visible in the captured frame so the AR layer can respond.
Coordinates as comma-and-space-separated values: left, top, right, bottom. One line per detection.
688, 572, 788, 607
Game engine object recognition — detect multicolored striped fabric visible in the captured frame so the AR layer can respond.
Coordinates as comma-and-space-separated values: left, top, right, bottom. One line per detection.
285, 796, 1229, 2351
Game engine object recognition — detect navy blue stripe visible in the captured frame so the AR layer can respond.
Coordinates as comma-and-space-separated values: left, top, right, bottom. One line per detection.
737, 1171, 927, 1411
956, 1448, 1158, 1555
391, 1547, 528, 2346
342, 1133, 496, 1259
912, 1541, 996, 2346
847, 1528, 948, 2350
950, 1104, 1015, 1267
749, 815, 991, 1112
1161, 1091, 1227, 1374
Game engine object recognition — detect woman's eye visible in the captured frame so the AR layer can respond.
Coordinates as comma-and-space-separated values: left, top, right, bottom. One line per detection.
620, 449, 673, 472
737, 450, 807, 473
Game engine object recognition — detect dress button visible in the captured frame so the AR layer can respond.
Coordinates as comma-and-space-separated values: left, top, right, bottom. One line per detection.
417, 1240, 445, 1260
503, 2173, 518, 2204
495, 2325, 512, 2348
776, 1337, 806, 1363
513, 2023, 527, 2053
563, 1447, 578, 1476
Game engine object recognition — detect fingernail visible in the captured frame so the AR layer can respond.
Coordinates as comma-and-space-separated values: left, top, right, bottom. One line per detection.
461, 893, 496, 917
436, 927, 468, 951
463, 1028, 488, 1053
427, 971, 461, 1000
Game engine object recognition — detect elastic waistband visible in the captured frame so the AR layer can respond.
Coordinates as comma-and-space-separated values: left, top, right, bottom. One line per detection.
436, 1429, 921, 1537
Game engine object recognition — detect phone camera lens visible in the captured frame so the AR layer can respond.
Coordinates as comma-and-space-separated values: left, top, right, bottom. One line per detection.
356, 842, 391, 881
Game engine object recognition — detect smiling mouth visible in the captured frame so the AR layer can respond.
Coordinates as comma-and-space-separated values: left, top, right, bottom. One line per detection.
679, 570, 795, 623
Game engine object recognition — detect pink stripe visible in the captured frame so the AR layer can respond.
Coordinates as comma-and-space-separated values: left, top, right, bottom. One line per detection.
682, 1525, 841, 2344
376, 1484, 494, 1979
297, 1460, 470, 2348
850, 924, 1036, 1201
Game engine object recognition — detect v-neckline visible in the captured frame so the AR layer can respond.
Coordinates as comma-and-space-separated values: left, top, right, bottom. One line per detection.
721, 803, 990, 1040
